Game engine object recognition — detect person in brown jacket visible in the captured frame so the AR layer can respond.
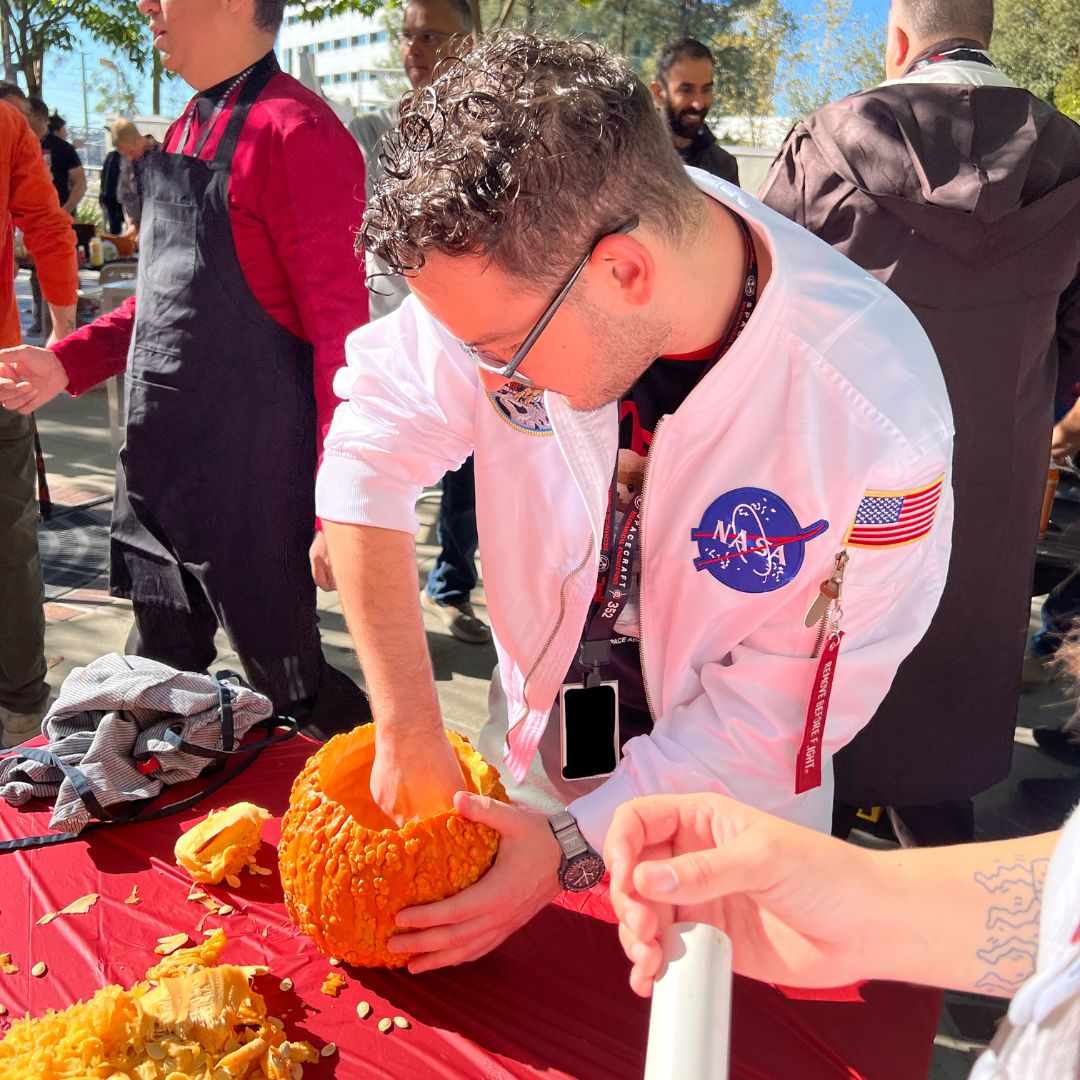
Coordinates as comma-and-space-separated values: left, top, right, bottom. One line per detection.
760, 0, 1080, 845
0, 95, 79, 747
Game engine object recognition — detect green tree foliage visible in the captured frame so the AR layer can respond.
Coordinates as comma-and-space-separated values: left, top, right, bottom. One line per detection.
1054, 60, 1080, 122
778, 0, 884, 120
992, 0, 1080, 112
0, 0, 146, 96
713, 0, 796, 141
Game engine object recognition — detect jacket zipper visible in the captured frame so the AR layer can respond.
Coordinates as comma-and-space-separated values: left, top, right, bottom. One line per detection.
516, 537, 595, 728
638, 415, 669, 722
807, 549, 849, 658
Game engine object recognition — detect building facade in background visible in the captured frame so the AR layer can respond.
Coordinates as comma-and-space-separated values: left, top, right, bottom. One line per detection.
278, 11, 406, 114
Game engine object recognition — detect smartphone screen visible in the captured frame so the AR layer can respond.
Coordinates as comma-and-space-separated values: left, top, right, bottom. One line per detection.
560, 682, 619, 780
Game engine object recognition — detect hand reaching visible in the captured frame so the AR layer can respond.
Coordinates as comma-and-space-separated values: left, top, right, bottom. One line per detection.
0, 346, 69, 414
605, 793, 882, 997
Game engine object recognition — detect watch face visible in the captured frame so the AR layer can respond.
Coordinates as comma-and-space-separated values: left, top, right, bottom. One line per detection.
563, 853, 606, 892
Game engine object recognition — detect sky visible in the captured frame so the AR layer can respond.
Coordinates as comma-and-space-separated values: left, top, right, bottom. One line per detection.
41, 0, 891, 129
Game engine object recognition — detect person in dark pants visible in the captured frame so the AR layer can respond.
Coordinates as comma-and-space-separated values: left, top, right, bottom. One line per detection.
0, 0, 372, 739
0, 98, 78, 747
350, 0, 490, 646
99, 147, 124, 235
651, 38, 739, 186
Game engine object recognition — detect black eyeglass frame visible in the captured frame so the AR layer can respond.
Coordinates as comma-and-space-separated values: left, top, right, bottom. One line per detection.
461, 217, 639, 388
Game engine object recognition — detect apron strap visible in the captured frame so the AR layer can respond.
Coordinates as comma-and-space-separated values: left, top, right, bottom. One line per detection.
211, 53, 281, 167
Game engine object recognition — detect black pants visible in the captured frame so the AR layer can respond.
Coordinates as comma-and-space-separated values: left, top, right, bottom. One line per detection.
124, 563, 370, 741
0, 409, 48, 714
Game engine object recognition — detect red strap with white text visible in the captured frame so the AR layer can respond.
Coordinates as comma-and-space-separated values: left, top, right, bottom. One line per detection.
795, 631, 843, 794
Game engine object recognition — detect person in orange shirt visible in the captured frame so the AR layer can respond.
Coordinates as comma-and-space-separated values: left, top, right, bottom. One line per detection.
0, 93, 78, 747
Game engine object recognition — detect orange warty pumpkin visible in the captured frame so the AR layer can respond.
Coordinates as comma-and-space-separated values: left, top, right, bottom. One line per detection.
278, 726, 508, 968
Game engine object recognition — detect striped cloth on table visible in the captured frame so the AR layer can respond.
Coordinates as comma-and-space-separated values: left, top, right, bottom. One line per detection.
0, 653, 273, 835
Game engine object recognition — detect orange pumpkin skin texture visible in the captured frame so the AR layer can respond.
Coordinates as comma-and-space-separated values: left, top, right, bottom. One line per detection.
278, 726, 509, 968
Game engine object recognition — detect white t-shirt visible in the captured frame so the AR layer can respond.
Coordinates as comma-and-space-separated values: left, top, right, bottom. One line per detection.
970, 803, 1080, 1078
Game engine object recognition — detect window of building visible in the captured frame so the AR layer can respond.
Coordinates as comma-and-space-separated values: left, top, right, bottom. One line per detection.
317, 41, 330, 52
335, 37, 348, 48
374, 30, 388, 42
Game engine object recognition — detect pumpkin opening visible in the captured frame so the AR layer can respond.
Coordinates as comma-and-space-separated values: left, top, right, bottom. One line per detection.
317, 726, 477, 829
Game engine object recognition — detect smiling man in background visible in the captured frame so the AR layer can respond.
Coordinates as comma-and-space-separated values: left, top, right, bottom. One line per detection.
651, 38, 739, 186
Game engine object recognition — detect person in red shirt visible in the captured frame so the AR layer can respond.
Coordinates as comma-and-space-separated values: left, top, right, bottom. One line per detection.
0, 94, 78, 748
0, 0, 371, 737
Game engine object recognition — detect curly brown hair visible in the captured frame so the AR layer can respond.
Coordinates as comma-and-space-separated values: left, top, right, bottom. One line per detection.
360, 32, 698, 291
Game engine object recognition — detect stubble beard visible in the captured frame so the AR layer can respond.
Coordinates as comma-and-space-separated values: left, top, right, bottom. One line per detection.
567, 311, 672, 413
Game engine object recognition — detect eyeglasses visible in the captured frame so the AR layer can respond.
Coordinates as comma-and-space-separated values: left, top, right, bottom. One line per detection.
401, 29, 455, 47
461, 217, 639, 389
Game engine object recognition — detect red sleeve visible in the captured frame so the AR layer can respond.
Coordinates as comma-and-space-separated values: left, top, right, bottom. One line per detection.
53, 295, 135, 395
269, 113, 368, 469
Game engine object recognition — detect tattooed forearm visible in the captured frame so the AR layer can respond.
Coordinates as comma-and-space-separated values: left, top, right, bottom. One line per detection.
972, 856, 1049, 994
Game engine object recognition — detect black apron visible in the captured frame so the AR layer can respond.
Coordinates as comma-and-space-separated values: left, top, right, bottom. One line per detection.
111, 55, 316, 630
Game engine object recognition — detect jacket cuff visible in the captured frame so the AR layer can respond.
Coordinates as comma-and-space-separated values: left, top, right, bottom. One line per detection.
568, 767, 641, 855
315, 450, 422, 534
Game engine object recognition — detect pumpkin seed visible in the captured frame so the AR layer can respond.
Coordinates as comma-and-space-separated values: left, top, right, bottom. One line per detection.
225, 873, 241, 888
378, 1017, 393, 1034
278, 977, 293, 992
145, 1044, 166, 1060
320, 1042, 337, 1057
0, 1004, 7, 1015
30, 962, 47, 977
291, 1065, 302, 1080
216, 904, 234, 916
267, 1016, 284, 1029
393, 1016, 411, 1030
328, 956, 342, 966
356, 1001, 372, 1019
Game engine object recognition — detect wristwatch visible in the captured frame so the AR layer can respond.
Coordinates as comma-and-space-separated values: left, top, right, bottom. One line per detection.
548, 810, 606, 892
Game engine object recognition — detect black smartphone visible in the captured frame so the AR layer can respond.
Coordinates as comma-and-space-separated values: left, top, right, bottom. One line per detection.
560, 682, 620, 781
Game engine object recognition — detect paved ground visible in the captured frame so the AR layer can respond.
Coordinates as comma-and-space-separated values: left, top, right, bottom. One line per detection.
15, 273, 1080, 1078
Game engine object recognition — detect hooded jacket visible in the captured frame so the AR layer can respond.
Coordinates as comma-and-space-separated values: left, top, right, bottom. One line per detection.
761, 62, 1080, 804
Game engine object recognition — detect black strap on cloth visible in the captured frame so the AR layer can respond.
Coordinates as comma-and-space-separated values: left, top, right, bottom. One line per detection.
0, 674, 298, 855
908, 47, 996, 73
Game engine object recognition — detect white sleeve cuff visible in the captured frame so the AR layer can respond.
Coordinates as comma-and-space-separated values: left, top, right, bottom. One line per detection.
315, 450, 423, 534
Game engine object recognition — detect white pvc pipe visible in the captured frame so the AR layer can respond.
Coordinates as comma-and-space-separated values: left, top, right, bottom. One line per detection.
644, 922, 732, 1080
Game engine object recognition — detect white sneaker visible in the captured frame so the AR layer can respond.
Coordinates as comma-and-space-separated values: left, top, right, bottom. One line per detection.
0, 707, 44, 749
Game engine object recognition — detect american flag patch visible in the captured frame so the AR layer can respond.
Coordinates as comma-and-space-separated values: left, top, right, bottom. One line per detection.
844, 476, 944, 549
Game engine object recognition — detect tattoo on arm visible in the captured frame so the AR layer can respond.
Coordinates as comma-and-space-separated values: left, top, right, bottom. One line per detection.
972, 856, 1049, 994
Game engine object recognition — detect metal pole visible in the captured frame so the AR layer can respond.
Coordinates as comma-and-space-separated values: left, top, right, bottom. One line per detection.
644, 923, 732, 1080
80, 52, 89, 134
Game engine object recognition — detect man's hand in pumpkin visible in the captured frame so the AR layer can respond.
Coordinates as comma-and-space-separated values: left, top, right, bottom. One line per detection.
390, 792, 561, 973
371, 724, 465, 825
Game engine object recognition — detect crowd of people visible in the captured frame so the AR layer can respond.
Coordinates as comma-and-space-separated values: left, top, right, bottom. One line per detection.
0, 0, 1077, 1073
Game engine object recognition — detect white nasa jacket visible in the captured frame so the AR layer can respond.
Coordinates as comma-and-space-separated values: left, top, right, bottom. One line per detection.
317, 172, 955, 849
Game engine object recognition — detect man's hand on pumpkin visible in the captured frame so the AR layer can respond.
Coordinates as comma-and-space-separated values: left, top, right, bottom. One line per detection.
390, 792, 561, 973
371, 723, 465, 826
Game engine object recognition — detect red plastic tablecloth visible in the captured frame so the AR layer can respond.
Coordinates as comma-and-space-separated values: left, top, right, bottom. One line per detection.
0, 734, 941, 1079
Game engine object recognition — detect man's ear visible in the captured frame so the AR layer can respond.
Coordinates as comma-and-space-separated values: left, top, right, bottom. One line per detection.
595, 233, 654, 310
649, 81, 665, 109
887, 22, 911, 76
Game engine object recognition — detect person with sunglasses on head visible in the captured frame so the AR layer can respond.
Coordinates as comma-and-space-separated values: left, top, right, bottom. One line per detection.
316, 32, 954, 972
348, 0, 491, 647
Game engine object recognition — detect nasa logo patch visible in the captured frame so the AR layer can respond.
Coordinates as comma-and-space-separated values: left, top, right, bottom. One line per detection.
690, 487, 829, 593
